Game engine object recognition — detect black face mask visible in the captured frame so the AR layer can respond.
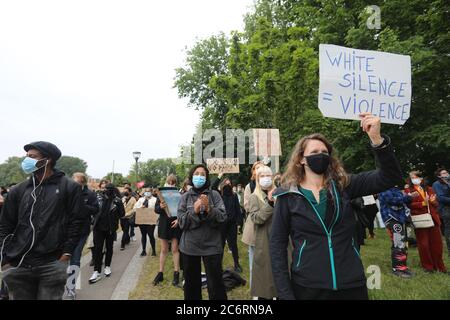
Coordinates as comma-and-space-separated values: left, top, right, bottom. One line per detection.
223, 185, 233, 196
124, 192, 130, 197
305, 153, 330, 175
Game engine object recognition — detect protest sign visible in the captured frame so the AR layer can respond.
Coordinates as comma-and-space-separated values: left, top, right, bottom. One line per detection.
207, 158, 240, 174
319, 44, 411, 125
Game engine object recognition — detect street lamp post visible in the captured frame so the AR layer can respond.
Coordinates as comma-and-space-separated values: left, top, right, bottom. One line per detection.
133, 151, 141, 186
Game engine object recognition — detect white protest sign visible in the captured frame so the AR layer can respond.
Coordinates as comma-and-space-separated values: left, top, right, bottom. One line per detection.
206, 158, 240, 174
319, 44, 411, 125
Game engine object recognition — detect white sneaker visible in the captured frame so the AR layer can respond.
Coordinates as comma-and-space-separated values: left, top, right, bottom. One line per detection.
104, 267, 112, 277
131, 236, 137, 242
89, 271, 102, 284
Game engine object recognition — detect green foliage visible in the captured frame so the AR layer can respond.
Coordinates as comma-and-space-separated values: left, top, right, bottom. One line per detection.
103, 173, 127, 186
0, 157, 27, 186
55, 156, 88, 177
130, 158, 178, 188
174, 0, 450, 181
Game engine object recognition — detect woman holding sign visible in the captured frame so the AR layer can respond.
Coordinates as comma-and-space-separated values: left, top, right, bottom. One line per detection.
270, 113, 402, 300
178, 164, 228, 300
153, 175, 182, 287
134, 189, 157, 257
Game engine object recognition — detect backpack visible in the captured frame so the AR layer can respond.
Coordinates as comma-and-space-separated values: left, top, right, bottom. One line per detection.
222, 268, 247, 292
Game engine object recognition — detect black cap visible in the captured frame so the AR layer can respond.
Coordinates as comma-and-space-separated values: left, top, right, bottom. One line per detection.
24, 141, 62, 163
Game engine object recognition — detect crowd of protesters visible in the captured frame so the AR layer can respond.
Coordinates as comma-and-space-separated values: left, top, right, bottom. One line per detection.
0, 113, 449, 300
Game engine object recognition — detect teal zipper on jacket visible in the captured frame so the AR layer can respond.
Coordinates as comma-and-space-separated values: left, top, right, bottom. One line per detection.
273, 181, 341, 290
296, 240, 307, 268
299, 181, 340, 291
352, 238, 361, 258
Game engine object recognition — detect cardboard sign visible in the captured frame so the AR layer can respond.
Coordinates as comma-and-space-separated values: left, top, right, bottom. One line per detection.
206, 158, 240, 174
253, 129, 282, 156
319, 44, 411, 125
135, 207, 158, 225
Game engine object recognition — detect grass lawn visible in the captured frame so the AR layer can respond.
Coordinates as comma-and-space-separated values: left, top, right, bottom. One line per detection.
129, 229, 450, 300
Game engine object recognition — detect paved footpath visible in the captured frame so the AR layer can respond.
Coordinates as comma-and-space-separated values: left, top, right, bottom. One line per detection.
75, 230, 148, 300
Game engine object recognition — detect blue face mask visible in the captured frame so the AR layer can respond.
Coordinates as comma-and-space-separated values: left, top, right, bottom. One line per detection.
192, 175, 206, 189
21, 157, 47, 175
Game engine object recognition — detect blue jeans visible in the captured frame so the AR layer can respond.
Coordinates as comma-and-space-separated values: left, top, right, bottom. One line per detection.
70, 233, 89, 267
66, 233, 89, 293
2, 260, 68, 300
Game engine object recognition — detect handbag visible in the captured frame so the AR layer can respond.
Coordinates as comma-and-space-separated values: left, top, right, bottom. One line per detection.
411, 196, 434, 229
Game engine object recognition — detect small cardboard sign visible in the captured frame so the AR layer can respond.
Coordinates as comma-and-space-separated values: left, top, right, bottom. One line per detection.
207, 158, 240, 174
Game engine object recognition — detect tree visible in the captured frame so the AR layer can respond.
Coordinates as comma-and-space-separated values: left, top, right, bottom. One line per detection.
128, 159, 178, 188
56, 156, 88, 177
175, 0, 450, 181
103, 173, 126, 186
175, 33, 231, 130
0, 157, 27, 186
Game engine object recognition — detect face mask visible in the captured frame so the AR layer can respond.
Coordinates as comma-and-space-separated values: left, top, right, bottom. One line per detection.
223, 185, 233, 195
259, 177, 273, 190
411, 178, 422, 186
144, 192, 151, 197
304, 153, 330, 175
192, 175, 206, 189
124, 192, 130, 197
440, 175, 450, 181
21, 157, 47, 175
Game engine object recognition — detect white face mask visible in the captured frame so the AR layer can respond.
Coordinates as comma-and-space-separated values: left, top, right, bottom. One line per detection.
259, 177, 273, 190
411, 178, 422, 186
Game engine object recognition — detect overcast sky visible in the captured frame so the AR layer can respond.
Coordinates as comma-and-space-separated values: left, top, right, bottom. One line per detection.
0, 0, 253, 178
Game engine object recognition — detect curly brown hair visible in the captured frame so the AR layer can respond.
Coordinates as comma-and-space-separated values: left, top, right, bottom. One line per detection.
281, 133, 349, 191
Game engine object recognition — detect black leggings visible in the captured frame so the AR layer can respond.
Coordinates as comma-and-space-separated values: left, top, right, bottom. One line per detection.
139, 225, 156, 253
221, 221, 239, 267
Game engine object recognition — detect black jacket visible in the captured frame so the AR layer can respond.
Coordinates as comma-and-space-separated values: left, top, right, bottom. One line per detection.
93, 193, 125, 233
222, 192, 243, 226
80, 186, 99, 235
0, 170, 84, 267
270, 136, 402, 299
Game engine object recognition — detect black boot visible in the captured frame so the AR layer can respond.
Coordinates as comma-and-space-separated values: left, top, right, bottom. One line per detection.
153, 272, 164, 286
172, 271, 180, 287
